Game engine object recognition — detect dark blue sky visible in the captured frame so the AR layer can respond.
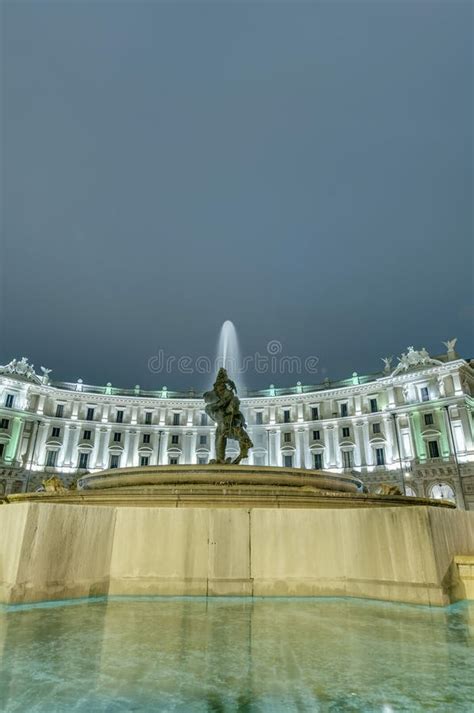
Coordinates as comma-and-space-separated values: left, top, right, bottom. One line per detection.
1, 1, 472, 390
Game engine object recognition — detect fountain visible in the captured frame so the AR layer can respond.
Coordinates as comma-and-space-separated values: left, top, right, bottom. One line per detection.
1, 325, 472, 609
216, 320, 242, 390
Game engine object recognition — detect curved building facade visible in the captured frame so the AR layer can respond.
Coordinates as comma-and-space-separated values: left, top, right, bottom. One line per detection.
1, 344, 473, 508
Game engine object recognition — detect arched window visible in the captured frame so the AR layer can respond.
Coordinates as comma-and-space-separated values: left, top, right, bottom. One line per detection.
405, 486, 417, 497
430, 483, 455, 503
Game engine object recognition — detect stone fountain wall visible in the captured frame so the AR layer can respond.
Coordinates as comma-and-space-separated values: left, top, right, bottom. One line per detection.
1, 503, 473, 606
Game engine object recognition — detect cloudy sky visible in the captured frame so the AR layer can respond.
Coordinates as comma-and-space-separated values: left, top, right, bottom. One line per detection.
1, 0, 472, 391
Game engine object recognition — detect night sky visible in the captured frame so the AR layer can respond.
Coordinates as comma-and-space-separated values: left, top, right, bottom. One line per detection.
2, 1, 472, 391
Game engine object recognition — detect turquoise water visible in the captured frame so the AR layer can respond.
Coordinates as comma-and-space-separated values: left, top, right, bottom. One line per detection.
1, 597, 473, 712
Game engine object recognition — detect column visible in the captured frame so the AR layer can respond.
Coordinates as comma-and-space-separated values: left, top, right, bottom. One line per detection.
362, 421, 373, 466
383, 417, 395, 464
35, 421, 50, 467
296, 428, 305, 468
435, 407, 450, 458
323, 425, 336, 468
23, 419, 40, 468
90, 425, 103, 469
332, 426, 342, 468
409, 412, 426, 461
184, 431, 194, 463
58, 423, 72, 467
452, 373, 463, 396
157, 430, 167, 465
5, 417, 24, 465
300, 428, 311, 468
151, 430, 160, 465
95, 427, 110, 469
268, 429, 279, 466
442, 407, 466, 510
36, 395, 46, 415
65, 425, 80, 468
458, 405, 474, 453
189, 431, 197, 464
354, 421, 365, 468
126, 430, 137, 467
387, 387, 396, 409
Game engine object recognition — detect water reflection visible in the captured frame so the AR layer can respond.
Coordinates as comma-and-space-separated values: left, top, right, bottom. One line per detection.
1, 598, 473, 712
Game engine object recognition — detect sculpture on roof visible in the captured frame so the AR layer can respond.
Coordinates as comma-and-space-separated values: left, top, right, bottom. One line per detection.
381, 356, 393, 374
0, 357, 41, 382
392, 346, 443, 376
40, 366, 52, 384
204, 367, 253, 465
443, 338, 458, 355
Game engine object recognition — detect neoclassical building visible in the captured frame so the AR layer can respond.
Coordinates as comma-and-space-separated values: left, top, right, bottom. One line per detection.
1, 342, 473, 508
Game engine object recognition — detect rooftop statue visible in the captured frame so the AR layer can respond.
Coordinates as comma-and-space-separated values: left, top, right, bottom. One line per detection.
0, 356, 41, 382
204, 367, 253, 465
392, 346, 443, 375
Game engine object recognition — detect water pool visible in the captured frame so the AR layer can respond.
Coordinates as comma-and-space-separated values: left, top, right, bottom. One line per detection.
1, 597, 473, 712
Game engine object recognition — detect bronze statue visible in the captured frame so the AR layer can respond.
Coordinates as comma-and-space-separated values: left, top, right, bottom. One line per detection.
204, 368, 253, 464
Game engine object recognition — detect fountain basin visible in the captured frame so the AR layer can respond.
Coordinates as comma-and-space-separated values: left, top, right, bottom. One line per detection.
6, 464, 454, 509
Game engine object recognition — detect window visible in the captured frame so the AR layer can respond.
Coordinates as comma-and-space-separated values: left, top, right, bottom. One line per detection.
113, 432, 121, 442
143, 433, 151, 444
372, 423, 381, 434
255, 411, 263, 425
79, 452, 89, 469
0, 419, 9, 429
169, 457, 178, 465
46, 450, 57, 467
173, 413, 181, 426
313, 430, 320, 440
83, 430, 91, 440
110, 454, 120, 469
283, 432, 291, 443
86, 407, 95, 421
342, 450, 353, 468
369, 398, 378, 413
420, 387, 429, 402
198, 456, 207, 465
199, 435, 207, 445
430, 483, 455, 502
314, 453, 323, 469
145, 412, 152, 425
52, 427, 61, 438
342, 427, 350, 438
340, 403, 348, 417
0, 444, 4, 459
140, 456, 150, 466
200, 413, 208, 426
424, 413, 434, 426
55, 404, 64, 418
283, 409, 291, 423
428, 440, 440, 459
5, 394, 14, 408
375, 448, 385, 466
283, 454, 293, 467
171, 435, 179, 444
116, 410, 124, 423
311, 407, 319, 421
